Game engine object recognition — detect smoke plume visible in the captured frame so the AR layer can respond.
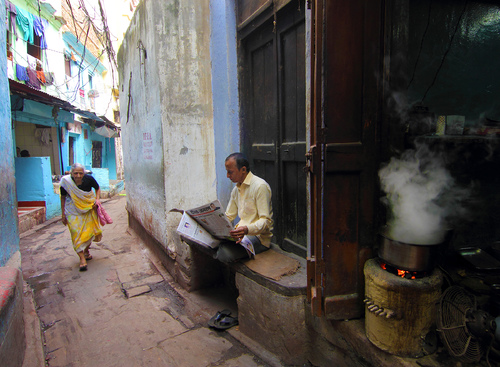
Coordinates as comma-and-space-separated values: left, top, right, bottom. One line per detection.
379, 142, 468, 245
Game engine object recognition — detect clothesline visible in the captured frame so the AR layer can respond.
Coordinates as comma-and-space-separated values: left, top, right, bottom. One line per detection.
6, 2, 118, 115
7, 2, 48, 50
9, 45, 100, 92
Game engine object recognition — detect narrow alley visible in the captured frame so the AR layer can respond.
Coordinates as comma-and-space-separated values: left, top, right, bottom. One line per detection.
19, 195, 278, 367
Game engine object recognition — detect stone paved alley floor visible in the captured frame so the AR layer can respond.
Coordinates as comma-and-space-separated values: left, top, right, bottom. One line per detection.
19, 195, 279, 367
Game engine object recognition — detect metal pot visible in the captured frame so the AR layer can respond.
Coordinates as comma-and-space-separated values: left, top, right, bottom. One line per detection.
379, 232, 440, 272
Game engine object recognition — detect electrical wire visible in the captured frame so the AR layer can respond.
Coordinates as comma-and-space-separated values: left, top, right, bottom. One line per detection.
407, 0, 432, 90
9, 42, 108, 109
11, 0, 120, 117
421, 0, 469, 103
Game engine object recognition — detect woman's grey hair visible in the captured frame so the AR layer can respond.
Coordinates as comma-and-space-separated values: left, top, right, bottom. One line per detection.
70, 163, 85, 173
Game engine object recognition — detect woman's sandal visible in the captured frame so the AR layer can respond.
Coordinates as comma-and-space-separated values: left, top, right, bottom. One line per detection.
79, 264, 88, 271
84, 253, 93, 260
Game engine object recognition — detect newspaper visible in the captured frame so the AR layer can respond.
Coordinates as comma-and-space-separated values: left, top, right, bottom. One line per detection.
175, 200, 255, 255
185, 200, 233, 240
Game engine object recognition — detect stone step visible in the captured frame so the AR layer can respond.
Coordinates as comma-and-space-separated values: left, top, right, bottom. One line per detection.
18, 207, 46, 234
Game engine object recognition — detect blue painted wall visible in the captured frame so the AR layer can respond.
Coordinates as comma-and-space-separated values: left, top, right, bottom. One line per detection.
0, 0, 20, 266
88, 129, 117, 180
15, 157, 60, 219
91, 168, 110, 192
210, 0, 240, 207
61, 125, 117, 180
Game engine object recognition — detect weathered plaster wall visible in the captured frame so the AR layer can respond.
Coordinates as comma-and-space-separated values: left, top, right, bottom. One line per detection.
119, 0, 217, 255
0, 0, 20, 266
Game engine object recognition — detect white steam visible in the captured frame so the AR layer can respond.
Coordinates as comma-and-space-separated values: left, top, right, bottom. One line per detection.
379, 143, 464, 245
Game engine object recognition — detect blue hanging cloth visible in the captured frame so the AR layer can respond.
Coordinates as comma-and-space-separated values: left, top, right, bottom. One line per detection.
5, 0, 17, 38
33, 15, 48, 49
15, 6, 34, 44
15, 64, 29, 81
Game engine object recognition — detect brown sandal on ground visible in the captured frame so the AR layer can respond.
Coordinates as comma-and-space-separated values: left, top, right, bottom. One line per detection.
79, 264, 88, 271
84, 252, 93, 260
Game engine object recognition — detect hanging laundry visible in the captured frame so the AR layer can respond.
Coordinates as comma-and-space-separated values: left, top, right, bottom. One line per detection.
7, 59, 14, 79
15, 6, 34, 44
15, 64, 29, 81
26, 54, 37, 70
36, 70, 46, 84
43, 72, 54, 86
33, 15, 48, 49
5, 0, 17, 39
26, 68, 41, 90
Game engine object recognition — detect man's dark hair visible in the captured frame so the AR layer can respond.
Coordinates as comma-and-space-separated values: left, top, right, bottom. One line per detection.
226, 152, 250, 172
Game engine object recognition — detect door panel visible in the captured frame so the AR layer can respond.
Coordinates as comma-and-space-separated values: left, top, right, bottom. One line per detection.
246, 25, 279, 207
308, 0, 382, 319
241, 1, 307, 256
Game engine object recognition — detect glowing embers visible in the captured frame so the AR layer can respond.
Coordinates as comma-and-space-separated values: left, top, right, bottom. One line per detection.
379, 260, 429, 279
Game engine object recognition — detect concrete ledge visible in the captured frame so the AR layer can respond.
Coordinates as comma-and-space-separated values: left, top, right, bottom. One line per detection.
18, 207, 46, 234
232, 244, 306, 297
236, 273, 308, 366
233, 247, 307, 365
182, 238, 308, 365
0, 267, 25, 367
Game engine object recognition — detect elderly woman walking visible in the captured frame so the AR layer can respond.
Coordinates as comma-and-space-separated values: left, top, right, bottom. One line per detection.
60, 163, 102, 271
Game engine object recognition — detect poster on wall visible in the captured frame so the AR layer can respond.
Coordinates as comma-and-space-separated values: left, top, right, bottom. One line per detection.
67, 121, 82, 134
142, 132, 153, 160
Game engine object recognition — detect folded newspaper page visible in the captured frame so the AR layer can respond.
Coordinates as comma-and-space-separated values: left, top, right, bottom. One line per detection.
185, 200, 233, 240
176, 212, 221, 249
240, 236, 256, 257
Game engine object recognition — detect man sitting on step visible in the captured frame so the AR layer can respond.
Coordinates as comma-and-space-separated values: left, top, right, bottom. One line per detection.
215, 152, 274, 263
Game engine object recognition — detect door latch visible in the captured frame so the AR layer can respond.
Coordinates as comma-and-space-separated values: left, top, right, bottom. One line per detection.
304, 145, 316, 173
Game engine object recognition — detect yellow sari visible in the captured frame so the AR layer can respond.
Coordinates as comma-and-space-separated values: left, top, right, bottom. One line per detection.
60, 175, 102, 252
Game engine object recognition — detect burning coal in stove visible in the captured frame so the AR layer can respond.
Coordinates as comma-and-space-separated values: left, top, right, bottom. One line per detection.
379, 142, 469, 245
379, 261, 428, 279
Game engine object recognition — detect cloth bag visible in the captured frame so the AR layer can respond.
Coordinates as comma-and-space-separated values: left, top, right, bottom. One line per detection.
96, 202, 113, 226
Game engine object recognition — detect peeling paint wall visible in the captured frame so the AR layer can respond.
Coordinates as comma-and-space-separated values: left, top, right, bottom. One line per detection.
118, 0, 218, 254
0, 0, 20, 266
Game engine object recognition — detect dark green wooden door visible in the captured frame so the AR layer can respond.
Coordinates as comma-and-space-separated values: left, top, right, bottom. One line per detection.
240, 1, 307, 257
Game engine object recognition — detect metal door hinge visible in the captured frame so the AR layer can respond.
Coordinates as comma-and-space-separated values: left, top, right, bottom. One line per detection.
304, 145, 317, 173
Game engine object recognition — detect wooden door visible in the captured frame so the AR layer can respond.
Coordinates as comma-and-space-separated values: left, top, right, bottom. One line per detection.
240, 1, 307, 257
307, 0, 382, 319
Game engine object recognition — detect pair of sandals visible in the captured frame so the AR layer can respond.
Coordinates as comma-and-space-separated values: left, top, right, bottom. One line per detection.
208, 309, 238, 330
